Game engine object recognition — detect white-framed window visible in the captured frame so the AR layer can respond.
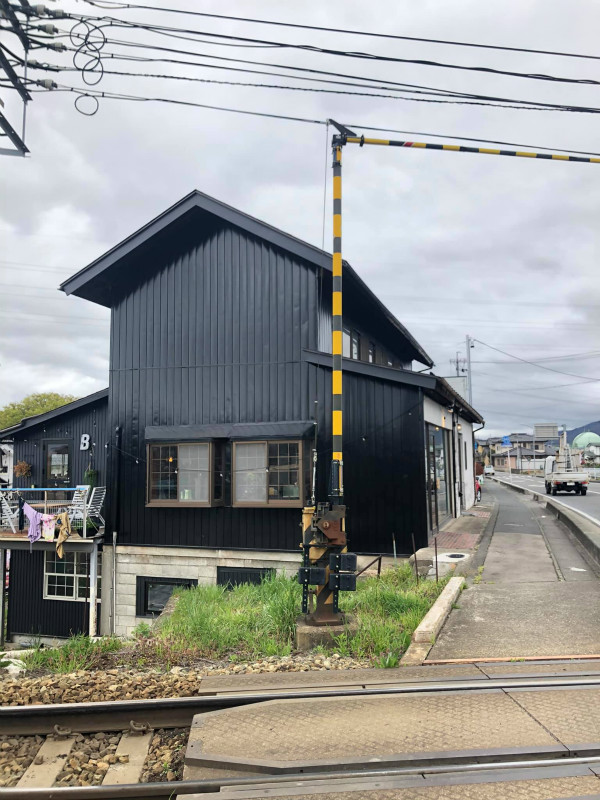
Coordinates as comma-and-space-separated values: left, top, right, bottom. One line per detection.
233, 441, 302, 506
44, 551, 102, 602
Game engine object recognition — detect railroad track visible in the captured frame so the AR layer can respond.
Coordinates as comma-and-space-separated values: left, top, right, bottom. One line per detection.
3, 755, 600, 799
3, 671, 600, 798
5, 673, 600, 735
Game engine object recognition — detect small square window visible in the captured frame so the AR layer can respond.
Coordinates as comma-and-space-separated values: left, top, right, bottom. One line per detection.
217, 566, 274, 589
136, 576, 197, 617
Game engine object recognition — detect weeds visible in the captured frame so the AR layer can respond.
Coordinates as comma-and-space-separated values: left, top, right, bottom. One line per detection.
132, 622, 153, 639
23, 635, 122, 673
22, 565, 447, 672
375, 652, 400, 669
156, 564, 446, 662
473, 566, 485, 585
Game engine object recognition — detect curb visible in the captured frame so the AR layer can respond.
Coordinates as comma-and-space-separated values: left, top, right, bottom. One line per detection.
493, 477, 600, 569
412, 576, 465, 643
401, 576, 465, 665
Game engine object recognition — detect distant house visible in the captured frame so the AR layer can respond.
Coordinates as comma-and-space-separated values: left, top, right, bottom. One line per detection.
0, 444, 12, 487
1, 191, 483, 641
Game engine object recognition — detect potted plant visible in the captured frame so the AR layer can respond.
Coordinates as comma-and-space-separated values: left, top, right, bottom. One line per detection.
14, 460, 32, 479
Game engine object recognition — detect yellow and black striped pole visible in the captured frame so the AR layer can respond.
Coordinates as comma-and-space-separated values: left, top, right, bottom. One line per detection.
331, 141, 343, 501
344, 135, 600, 164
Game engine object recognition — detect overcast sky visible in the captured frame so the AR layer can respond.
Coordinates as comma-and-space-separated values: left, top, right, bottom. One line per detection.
1, 0, 599, 437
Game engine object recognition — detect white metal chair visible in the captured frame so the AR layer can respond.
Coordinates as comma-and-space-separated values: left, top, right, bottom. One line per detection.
87, 486, 106, 528
67, 485, 91, 524
0, 492, 18, 533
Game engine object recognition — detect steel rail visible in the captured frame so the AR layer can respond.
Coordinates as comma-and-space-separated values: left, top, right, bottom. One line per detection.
3, 754, 600, 799
3, 673, 600, 734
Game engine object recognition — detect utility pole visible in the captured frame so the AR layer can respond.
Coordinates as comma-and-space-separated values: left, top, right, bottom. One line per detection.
450, 353, 467, 377
0, 0, 31, 156
466, 335, 473, 407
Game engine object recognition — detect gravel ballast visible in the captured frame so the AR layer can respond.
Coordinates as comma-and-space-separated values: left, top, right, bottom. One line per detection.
0, 654, 370, 706
0, 734, 43, 787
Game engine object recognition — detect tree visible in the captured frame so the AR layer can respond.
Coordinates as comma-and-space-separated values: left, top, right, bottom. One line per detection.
0, 393, 78, 431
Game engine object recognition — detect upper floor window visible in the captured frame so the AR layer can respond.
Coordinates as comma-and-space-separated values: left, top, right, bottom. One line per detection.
147, 442, 221, 506
342, 328, 351, 358
233, 441, 302, 506
342, 327, 360, 360
368, 342, 376, 363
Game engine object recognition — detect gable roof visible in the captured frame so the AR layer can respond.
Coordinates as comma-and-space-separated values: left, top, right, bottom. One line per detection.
60, 190, 433, 368
0, 389, 108, 439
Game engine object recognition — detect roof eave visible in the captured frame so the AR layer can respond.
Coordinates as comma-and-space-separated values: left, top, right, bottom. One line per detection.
0, 388, 109, 438
60, 190, 332, 303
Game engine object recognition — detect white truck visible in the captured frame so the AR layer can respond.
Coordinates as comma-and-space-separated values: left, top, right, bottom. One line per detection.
544, 431, 589, 496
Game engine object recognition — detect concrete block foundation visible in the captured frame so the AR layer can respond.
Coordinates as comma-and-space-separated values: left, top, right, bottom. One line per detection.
295, 615, 358, 651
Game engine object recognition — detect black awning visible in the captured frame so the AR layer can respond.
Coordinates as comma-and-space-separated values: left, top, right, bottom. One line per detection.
144, 421, 316, 442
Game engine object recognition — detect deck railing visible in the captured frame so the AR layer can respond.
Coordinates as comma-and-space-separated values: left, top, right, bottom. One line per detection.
0, 486, 92, 536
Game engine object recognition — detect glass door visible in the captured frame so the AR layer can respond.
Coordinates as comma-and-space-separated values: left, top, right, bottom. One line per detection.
45, 441, 71, 488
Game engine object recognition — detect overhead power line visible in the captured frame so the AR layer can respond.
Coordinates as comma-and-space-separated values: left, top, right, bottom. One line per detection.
36, 65, 597, 114
474, 338, 600, 381
64, 12, 600, 87
39, 31, 600, 117
73, 4, 600, 64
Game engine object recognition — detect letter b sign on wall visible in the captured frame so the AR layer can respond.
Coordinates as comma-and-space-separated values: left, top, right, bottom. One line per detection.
80, 433, 90, 451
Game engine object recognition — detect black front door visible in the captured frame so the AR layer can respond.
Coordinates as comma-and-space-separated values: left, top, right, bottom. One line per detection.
44, 441, 72, 488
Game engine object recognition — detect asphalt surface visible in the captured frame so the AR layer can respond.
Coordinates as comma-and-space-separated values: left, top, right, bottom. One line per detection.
490, 471, 600, 524
429, 482, 600, 659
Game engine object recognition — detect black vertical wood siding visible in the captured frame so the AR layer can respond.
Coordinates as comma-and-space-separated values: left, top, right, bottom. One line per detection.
11, 399, 108, 489
106, 216, 427, 555
7, 551, 96, 638
108, 220, 320, 552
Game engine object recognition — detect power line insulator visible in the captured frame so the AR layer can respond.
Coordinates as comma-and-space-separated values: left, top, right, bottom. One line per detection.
35, 23, 58, 34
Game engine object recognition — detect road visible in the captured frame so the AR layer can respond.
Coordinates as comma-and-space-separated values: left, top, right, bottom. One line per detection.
489, 471, 600, 525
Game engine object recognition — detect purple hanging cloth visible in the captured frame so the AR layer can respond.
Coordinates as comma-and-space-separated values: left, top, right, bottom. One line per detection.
22, 502, 43, 548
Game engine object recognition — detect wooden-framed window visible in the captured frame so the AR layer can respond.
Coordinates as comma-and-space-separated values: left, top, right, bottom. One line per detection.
147, 442, 222, 507
232, 440, 303, 507
44, 551, 102, 602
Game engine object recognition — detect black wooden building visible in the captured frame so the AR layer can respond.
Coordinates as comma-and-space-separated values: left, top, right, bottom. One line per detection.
2, 190, 482, 639
1, 392, 108, 640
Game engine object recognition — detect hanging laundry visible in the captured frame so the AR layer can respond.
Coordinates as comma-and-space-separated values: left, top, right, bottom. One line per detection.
41, 514, 56, 542
22, 502, 43, 547
56, 511, 72, 559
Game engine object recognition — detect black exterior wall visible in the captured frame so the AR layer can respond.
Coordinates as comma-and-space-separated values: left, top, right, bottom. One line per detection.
106, 217, 427, 555
6, 396, 108, 640
11, 397, 109, 490
6, 551, 99, 639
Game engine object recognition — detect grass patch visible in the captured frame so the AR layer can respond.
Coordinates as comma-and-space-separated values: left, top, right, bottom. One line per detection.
156, 573, 299, 662
154, 564, 446, 664
20, 566, 447, 673
23, 635, 122, 673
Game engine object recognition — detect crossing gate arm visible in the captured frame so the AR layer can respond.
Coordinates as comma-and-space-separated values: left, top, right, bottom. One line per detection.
344, 135, 600, 163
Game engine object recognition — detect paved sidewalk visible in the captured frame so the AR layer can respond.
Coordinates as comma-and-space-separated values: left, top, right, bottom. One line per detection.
429, 482, 600, 661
